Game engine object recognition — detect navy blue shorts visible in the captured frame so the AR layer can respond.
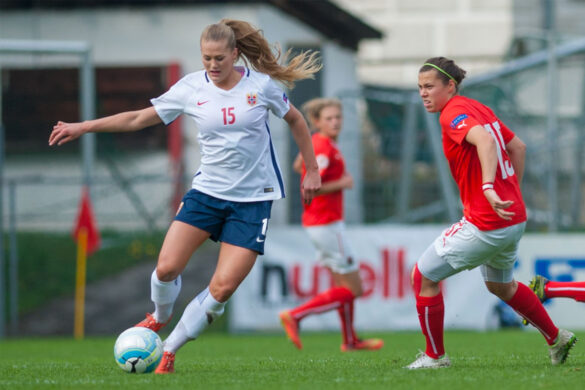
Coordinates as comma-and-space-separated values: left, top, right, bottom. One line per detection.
174, 189, 272, 255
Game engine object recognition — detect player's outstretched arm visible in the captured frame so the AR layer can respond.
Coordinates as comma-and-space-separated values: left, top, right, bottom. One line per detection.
49, 106, 162, 146
284, 104, 321, 204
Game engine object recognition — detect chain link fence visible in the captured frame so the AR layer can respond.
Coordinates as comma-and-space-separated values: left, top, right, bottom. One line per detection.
357, 37, 585, 231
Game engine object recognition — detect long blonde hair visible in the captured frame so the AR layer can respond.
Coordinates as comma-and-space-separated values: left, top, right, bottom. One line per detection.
201, 19, 322, 88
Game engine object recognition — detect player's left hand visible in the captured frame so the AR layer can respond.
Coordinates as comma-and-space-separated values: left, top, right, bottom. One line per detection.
301, 169, 321, 205
483, 188, 515, 220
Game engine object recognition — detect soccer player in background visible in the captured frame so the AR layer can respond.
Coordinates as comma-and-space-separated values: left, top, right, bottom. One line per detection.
279, 98, 384, 352
528, 275, 585, 303
407, 57, 577, 369
49, 19, 322, 374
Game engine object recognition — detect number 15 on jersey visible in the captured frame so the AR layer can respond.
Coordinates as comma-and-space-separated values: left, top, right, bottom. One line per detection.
222, 107, 236, 125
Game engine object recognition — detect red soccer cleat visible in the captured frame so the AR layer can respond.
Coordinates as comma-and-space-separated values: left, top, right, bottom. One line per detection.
155, 351, 175, 374
341, 338, 384, 352
135, 313, 170, 333
279, 310, 302, 350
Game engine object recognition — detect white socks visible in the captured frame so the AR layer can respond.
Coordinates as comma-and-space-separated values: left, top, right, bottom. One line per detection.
163, 287, 225, 353
150, 270, 182, 323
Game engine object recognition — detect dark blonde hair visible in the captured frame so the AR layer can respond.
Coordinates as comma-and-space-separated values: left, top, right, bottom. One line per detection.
420, 57, 467, 91
201, 19, 322, 88
301, 98, 342, 129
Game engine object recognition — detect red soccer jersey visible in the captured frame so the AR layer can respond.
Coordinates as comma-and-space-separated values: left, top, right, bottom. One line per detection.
301, 133, 345, 226
439, 95, 527, 230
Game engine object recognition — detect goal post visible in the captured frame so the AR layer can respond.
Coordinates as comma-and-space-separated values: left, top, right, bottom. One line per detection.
0, 39, 95, 338
0, 39, 96, 186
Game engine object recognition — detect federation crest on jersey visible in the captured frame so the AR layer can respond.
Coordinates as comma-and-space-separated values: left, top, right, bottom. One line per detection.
247, 92, 258, 106
282, 92, 288, 103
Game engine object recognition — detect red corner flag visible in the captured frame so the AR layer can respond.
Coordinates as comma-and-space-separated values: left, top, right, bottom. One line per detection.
72, 187, 101, 255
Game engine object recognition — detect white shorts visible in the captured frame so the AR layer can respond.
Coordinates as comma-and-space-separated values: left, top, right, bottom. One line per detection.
304, 221, 359, 274
418, 218, 526, 283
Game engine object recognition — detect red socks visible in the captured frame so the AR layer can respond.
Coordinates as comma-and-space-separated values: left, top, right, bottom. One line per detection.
290, 286, 355, 321
507, 282, 559, 345
412, 263, 561, 356
545, 280, 585, 302
337, 301, 358, 345
416, 293, 445, 359
412, 265, 445, 359
291, 286, 358, 345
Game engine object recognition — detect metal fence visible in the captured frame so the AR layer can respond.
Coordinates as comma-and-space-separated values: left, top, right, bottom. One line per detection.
357, 36, 585, 231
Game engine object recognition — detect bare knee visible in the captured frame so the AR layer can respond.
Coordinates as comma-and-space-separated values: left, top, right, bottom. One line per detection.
412, 265, 441, 297
209, 279, 237, 302
335, 267, 363, 297
351, 284, 363, 298
485, 280, 517, 301
420, 277, 440, 297
156, 254, 182, 282
156, 266, 180, 282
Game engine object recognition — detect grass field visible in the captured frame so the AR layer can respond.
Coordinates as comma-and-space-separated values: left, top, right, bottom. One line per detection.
1, 330, 584, 390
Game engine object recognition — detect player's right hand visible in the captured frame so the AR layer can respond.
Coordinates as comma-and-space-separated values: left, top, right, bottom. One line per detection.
49, 121, 86, 146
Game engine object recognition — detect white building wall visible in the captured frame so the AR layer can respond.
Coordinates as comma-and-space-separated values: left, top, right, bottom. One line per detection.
333, 0, 514, 87
514, 0, 585, 38
0, 4, 363, 228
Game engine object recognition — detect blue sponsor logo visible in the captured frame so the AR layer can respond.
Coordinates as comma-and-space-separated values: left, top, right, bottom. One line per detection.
531, 258, 585, 306
450, 114, 468, 129
534, 258, 585, 282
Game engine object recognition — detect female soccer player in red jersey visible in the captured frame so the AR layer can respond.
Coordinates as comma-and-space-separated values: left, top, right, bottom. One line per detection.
49, 19, 321, 374
407, 57, 576, 369
279, 98, 383, 352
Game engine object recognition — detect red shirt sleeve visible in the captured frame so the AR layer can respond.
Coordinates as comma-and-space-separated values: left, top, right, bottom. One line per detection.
312, 136, 331, 177
499, 122, 515, 144
440, 103, 483, 145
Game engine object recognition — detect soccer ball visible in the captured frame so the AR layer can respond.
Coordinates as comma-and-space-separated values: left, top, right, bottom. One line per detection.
114, 327, 163, 373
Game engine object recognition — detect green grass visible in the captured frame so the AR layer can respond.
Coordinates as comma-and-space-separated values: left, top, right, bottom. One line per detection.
1, 330, 584, 389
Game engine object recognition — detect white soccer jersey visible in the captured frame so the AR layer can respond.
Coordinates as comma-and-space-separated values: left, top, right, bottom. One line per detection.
151, 67, 290, 202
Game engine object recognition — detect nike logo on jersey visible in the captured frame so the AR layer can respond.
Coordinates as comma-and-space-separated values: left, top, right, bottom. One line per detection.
197, 100, 209, 106
256, 237, 265, 243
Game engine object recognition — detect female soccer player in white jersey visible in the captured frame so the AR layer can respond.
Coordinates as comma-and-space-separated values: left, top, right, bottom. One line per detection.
279, 98, 383, 352
407, 57, 576, 369
49, 19, 321, 374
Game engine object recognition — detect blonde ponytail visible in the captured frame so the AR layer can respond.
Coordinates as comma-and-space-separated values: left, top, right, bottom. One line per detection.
202, 19, 322, 88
